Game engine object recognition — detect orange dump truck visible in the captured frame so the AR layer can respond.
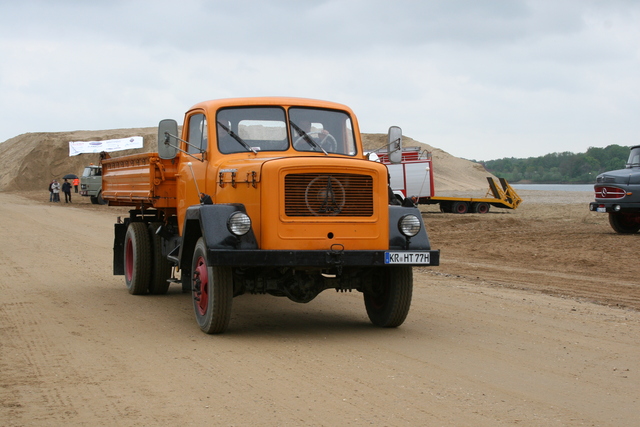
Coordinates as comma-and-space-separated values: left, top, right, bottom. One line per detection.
102, 97, 440, 334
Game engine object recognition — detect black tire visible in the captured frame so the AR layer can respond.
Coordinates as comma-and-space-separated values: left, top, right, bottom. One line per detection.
90, 196, 98, 205
191, 237, 233, 334
364, 266, 413, 328
609, 212, 640, 234
452, 201, 469, 214
97, 191, 107, 205
147, 223, 171, 295
124, 222, 152, 295
472, 202, 490, 214
439, 203, 451, 213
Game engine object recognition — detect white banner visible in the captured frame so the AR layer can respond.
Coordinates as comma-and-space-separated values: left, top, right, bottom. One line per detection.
69, 136, 144, 156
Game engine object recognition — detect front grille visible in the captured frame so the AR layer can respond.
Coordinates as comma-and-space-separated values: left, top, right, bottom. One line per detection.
285, 173, 374, 217
595, 186, 626, 199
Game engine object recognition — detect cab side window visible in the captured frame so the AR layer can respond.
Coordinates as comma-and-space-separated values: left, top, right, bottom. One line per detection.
187, 113, 208, 155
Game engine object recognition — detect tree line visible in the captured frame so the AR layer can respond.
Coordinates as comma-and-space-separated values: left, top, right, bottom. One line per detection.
479, 145, 631, 184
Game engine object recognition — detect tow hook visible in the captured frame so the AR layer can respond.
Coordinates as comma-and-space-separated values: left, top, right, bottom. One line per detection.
326, 244, 345, 275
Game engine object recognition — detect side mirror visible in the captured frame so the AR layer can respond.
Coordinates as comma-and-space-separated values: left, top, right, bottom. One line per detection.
158, 119, 179, 159
387, 126, 403, 164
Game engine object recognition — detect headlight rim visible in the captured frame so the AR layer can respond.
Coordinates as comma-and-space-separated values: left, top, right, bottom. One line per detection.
227, 211, 252, 236
398, 214, 421, 237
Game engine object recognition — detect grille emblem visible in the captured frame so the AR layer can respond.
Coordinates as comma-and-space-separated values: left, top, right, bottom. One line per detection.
305, 175, 345, 216
320, 177, 338, 213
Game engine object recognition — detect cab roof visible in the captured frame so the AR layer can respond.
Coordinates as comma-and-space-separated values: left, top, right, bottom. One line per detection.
188, 97, 356, 116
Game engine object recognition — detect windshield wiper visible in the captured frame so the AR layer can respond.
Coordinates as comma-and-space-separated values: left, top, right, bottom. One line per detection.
290, 122, 328, 155
217, 121, 257, 154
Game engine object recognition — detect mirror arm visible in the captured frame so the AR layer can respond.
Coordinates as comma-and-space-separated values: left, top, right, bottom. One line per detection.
164, 132, 206, 162
368, 137, 402, 155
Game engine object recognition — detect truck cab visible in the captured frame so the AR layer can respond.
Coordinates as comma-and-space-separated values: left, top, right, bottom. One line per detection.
589, 145, 640, 233
79, 164, 105, 204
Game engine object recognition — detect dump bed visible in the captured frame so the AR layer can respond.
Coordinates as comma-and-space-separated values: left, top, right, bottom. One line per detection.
101, 152, 178, 209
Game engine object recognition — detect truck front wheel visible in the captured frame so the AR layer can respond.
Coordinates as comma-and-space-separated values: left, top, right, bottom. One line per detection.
609, 212, 640, 234
364, 266, 413, 328
191, 238, 233, 334
124, 222, 151, 295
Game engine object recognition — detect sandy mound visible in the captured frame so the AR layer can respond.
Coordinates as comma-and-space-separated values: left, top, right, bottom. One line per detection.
0, 129, 492, 193
0, 128, 158, 192
361, 134, 494, 192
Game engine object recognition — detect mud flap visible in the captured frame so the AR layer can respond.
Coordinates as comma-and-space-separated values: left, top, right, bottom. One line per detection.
113, 222, 127, 275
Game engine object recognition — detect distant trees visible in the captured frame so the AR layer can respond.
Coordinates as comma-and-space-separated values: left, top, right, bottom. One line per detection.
479, 145, 630, 184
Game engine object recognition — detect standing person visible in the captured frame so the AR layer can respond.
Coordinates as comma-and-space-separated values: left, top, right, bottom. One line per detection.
62, 179, 72, 203
48, 180, 55, 202
72, 177, 79, 193
51, 179, 61, 202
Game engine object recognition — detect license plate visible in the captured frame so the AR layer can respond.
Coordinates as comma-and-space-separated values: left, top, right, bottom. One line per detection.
597, 207, 606, 213
385, 252, 431, 264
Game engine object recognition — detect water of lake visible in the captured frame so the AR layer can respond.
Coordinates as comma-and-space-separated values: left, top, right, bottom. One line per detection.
511, 184, 594, 192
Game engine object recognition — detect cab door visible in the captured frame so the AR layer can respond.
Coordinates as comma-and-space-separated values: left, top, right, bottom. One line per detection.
176, 111, 210, 233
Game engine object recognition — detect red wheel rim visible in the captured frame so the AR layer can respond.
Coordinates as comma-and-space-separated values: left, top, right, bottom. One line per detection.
194, 256, 209, 316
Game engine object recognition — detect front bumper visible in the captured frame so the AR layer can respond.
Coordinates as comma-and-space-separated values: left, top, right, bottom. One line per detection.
589, 201, 640, 213
207, 249, 440, 267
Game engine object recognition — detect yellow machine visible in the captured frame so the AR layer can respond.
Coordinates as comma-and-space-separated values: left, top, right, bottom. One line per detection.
423, 177, 523, 214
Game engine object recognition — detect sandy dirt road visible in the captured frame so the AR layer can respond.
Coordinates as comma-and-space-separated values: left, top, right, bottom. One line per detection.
1, 190, 638, 426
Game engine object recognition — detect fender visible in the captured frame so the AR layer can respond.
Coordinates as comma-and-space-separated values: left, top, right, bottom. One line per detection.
388, 205, 432, 250
178, 203, 258, 269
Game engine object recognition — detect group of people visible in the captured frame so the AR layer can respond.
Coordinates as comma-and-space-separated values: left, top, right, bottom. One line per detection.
49, 177, 79, 203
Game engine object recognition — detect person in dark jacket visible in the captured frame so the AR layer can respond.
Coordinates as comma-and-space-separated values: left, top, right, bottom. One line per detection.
62, 179, 72, 203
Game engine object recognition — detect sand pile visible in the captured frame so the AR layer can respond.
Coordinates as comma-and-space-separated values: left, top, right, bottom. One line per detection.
0, 129, 492, 193
361, 133, 494, 192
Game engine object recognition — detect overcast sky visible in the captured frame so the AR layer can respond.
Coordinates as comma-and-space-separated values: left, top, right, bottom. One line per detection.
0, 0, 638, 161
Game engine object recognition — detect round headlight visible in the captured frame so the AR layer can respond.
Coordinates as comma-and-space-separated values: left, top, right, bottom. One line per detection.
227, 211, 251, 236
398, 214, 421, 237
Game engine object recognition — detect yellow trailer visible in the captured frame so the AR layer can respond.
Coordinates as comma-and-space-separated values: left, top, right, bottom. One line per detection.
418, 177, 523, 214
378, 148, 522, 214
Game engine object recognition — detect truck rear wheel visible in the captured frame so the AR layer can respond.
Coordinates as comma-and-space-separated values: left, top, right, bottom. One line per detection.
364, 266, 413, 328
124, 222, 152, 295
609, 212, 640, 234
148, 223, 171, 295
452, 201, 469, 214
472, 202, 490, 214
191, 237, 233, 334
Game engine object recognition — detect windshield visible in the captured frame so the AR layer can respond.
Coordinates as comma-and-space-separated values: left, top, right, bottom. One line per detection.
627, 147, 640, 168
215, 106, 357, 156
217, 107, 288, 153
82, 167, 100, 177
289, 107, 356, 155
